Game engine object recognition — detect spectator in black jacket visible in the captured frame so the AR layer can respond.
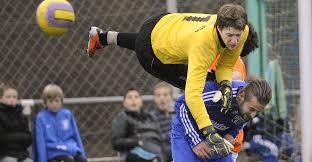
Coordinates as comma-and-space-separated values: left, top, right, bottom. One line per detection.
111, 88, 163, 162
150, 82, 175, 162
0, 82, 32, 162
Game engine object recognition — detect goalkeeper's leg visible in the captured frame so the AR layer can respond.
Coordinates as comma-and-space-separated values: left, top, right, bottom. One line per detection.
86, 13, 168, 57
86, 26, 137, 57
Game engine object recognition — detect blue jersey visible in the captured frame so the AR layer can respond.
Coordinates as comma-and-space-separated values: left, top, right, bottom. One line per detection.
172, 80, 248, 148
32, 107, 86, 162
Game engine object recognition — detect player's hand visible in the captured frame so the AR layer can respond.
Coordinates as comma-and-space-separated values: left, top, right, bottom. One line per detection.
210, 140, 234, 156
223, 134, 235, 145
212, 80, 232, 114
201, 126, 224, 145
201, 126, 233, 156
192, 141, 213, 159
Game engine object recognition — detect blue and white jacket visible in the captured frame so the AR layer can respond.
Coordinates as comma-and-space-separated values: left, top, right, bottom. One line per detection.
172, 80, 248, 148
32, 107, 86, 162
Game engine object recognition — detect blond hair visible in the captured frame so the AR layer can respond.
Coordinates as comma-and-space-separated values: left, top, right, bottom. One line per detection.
42, 84, 64, 104
153, 82, 173, 96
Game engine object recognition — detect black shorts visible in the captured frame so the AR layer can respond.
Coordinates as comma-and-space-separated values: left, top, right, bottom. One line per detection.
135, 13, 216, 89
135, 13, 189, 89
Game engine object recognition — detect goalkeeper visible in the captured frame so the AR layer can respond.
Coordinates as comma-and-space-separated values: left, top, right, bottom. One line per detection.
171, 78, 271, 162
86, 3, 258, 150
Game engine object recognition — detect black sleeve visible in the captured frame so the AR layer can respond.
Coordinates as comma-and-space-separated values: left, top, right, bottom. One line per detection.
111, 112, 139, 151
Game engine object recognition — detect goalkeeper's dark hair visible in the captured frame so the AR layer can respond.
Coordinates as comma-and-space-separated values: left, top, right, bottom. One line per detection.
240, 22, 259, 57
216, 3, 247, 30
244, 78, 272, 105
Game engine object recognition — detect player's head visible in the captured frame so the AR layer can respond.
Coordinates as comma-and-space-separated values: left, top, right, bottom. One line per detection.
0, 82, 18, 107
42, 84, 64, 112
216, 3, 247, 50
236, 78, 272, 120
123, 88, 143, 112
153, 82, 174, 112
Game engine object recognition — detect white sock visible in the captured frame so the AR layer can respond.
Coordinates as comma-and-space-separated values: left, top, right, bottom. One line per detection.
107, 31, 119, 45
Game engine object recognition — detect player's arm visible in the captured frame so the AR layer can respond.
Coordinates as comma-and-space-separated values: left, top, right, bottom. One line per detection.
213, 52, 238, 113
177, 99, 233, 158
186, 44, 233, 148
175, 101, 214, 159
185, 44, 216, 129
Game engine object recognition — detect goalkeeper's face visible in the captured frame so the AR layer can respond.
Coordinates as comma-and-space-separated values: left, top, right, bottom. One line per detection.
217, 26, 243, 50
237, 95, 265, 121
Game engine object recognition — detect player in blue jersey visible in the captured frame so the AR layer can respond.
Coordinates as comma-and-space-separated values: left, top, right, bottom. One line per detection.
171, 78, 272, 162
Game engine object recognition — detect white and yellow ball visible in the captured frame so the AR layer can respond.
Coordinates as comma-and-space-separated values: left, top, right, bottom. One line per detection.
36, 0, 75, 36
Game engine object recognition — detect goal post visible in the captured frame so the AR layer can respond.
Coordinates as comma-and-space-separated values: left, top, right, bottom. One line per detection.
298, 0, 312, 161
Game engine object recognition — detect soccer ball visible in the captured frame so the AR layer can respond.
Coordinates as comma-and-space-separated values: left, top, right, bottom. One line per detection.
36, 0, 75, 36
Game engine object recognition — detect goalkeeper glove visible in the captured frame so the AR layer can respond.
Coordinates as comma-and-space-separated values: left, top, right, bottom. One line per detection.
201, 126, 233, 156
210, 140, 234, 156
212, 80, 232, 114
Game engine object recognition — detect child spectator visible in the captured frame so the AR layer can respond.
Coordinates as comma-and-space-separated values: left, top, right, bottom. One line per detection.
0, 82, 32, 162
150, 82, 175, 162
32, 84, 87, 162
111, 88, 163, 162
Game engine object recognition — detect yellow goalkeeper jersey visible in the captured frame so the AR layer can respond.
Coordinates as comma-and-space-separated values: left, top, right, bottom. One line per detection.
151, 13, 249, 129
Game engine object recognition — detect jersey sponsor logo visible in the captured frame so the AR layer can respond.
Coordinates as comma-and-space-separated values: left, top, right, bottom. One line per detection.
195, 26, 207, 32
211, 120, 229, 131
232, 115, 245, 125
183, 16, 211, 22
61, 119, 70, 130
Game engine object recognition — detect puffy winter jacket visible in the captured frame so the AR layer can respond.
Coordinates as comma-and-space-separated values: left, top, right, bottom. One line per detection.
0, 104, 31, 160
111, 110, 162, 152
